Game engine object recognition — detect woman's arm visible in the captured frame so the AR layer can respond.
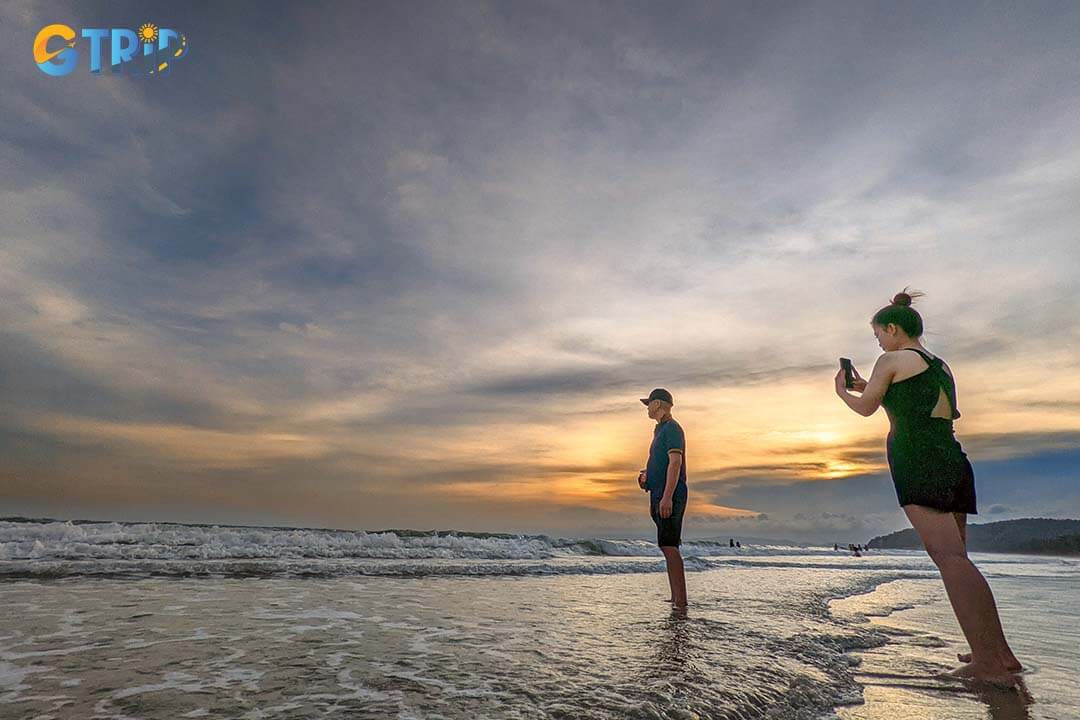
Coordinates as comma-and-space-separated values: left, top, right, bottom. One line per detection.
836, 353, 895, 417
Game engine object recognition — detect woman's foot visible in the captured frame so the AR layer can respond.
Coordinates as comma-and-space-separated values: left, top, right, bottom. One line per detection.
944, 661, 1022, 686
956, 652, 1023, 673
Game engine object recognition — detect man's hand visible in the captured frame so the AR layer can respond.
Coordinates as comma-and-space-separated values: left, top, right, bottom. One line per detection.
659, 495, 673, 518
637, 469, 647, 491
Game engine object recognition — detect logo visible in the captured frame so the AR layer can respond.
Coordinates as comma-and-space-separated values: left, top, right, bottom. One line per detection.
34, 23, 188, 76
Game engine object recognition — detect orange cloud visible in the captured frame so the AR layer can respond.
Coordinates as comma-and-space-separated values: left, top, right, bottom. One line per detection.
24, 412, 333, 469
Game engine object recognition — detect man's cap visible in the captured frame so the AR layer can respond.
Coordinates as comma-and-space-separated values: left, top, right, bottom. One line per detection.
639, 388, 673, 406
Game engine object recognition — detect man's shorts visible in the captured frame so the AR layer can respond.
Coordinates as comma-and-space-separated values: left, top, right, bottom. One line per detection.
650, 495, 687, 547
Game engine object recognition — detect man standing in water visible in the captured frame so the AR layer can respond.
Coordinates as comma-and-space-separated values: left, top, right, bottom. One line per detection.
637, 388, 688, 608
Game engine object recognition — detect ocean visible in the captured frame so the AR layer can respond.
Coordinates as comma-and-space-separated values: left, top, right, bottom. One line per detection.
1, 519, 1076, 719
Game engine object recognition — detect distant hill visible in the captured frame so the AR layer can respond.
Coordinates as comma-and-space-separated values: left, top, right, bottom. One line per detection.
868, 518, 1080, 556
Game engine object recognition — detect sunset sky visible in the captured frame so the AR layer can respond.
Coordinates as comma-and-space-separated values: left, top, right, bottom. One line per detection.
2, 1, 1079, 543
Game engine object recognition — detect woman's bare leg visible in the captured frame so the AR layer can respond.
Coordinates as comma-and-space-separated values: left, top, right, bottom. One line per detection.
954, 512, 967, 550
904, 505, 1021, 681
951, 512, 1023, 671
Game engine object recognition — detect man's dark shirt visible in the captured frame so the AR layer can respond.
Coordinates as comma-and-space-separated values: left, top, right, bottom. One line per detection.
645, 417, 687, 502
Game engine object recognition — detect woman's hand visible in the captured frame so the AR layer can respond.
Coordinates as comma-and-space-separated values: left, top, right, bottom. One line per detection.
837, 354, 892, 417
834, 368, 849, 396
836, 367, 868, 395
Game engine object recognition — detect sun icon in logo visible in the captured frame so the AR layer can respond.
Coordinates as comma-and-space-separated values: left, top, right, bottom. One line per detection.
138, 23, 159, 44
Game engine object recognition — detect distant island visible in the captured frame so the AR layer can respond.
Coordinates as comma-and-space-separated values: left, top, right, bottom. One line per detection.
868, 518, 1080, 556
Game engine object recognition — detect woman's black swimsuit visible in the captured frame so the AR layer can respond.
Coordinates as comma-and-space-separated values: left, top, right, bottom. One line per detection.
880, 348, 977, 514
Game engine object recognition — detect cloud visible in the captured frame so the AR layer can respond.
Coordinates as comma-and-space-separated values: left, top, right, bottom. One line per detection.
2, 2, 1079, 535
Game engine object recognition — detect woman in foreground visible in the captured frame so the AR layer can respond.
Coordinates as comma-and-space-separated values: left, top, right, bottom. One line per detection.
834, 289, 1022, 685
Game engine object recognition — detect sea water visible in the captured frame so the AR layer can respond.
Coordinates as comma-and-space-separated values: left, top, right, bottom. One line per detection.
1, 520, 1076, 719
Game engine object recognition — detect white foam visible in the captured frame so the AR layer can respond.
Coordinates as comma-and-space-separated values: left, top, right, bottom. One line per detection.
0, 519, 933, 579
0, 643, 100, 660
121, 632, 218, 650
248, 607, 366, 622
0, 660, 48, 692
112, 671, 205, 699
0, 520, 831, 563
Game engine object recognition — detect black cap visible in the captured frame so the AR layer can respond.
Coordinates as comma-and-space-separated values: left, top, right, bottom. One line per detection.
639, 388, 673, 406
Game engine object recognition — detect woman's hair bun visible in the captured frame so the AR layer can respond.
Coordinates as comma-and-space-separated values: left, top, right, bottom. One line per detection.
891, 287, 924, 307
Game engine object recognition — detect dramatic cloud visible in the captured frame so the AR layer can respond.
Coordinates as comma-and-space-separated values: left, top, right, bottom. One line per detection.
2, 1, 1079, 541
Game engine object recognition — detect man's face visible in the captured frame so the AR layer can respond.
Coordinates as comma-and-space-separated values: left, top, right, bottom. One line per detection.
646, 399, 662, 420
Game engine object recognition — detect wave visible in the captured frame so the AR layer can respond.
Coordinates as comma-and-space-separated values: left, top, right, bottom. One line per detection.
0, 519, 929, 579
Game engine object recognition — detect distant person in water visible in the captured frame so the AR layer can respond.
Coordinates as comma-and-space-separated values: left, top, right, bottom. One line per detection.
636, 388, 688, 608
835, 289, 1022, 684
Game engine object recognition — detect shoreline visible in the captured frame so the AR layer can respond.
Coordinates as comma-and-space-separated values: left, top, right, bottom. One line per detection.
867, 548, 1080, 559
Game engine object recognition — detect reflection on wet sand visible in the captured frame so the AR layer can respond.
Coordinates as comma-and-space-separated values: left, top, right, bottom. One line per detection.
967, 677, 1034, 720
655, 607, 692, 671
851, 676, 1033, 720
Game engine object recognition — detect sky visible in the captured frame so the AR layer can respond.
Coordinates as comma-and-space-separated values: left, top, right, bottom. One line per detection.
2, 1, 1079, 544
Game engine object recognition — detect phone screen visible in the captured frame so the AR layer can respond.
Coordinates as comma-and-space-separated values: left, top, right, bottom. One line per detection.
840, 358, 854, 389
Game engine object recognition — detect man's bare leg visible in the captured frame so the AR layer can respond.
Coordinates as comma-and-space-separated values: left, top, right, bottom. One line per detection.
660, 548, 675, 602
661, 546, 687, 608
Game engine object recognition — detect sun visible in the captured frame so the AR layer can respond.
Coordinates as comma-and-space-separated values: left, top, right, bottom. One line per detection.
138, 23, 159, 44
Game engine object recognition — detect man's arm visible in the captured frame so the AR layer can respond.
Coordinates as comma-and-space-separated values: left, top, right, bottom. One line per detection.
662, 450, 682, 500
658, 445, 683, 518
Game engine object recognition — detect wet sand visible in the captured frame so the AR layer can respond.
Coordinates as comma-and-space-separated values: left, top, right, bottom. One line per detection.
832, 567, 1079, 720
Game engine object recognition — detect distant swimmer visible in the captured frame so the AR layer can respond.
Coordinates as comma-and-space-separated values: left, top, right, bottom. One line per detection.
636, 388, 688, 609
835, 288, 1022, 684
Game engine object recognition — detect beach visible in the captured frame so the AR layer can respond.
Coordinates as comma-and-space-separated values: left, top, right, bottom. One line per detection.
1, 520, 1077, 719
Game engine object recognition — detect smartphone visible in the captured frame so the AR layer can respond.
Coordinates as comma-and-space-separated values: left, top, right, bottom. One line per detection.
839, 357, 854, 389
